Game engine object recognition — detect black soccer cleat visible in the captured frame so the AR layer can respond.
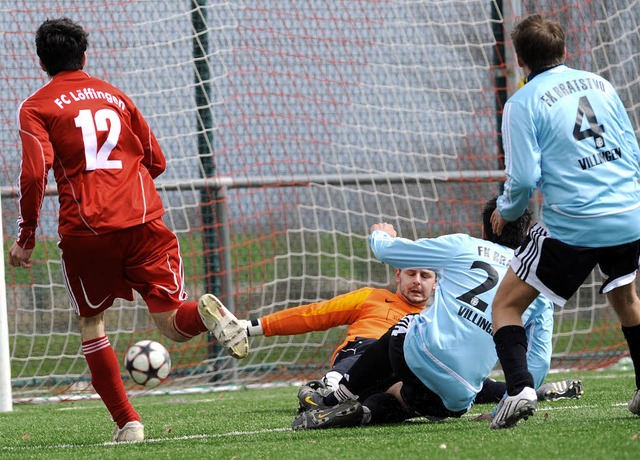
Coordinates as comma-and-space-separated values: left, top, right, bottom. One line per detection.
292, 400, 364, 430
297, 383, 332, 413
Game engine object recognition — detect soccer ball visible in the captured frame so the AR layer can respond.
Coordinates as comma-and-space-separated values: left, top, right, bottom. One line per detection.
124, 340, 171, 388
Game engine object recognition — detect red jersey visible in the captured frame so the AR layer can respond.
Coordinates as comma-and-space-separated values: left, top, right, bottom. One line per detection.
260, 287, 425, 363
16, 70, 166, 249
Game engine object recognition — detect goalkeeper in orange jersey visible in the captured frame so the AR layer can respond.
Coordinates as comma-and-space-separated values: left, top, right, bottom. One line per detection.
210, 268, 583, 408
10, 17, 248, 443
245, 267, 436, 392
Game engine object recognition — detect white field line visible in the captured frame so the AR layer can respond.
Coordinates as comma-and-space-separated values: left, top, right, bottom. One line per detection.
0, 427, 291, 452
3, 373, 635, 452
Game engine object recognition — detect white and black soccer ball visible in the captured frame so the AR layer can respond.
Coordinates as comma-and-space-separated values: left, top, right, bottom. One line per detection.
124, 340, 171, 388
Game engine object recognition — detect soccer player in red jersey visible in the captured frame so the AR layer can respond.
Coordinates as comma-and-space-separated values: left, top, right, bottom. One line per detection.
9, 17, 248, 442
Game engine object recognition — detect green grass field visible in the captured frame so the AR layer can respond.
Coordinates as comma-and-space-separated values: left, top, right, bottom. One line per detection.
0, 370, 638, 460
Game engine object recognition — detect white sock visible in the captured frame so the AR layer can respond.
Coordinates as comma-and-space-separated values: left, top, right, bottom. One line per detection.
323, 371, 342, 391
246, 319, 263, 337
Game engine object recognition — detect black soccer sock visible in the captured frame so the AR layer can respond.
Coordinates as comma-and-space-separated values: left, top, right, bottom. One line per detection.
493, 325, 534, 396
622, 323, 640, 389
362, 392, 414, 425
474, 378, 507, 404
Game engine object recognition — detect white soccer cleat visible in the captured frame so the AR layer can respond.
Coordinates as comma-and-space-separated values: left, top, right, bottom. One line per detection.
536, 379, 584, 401
628, 389, 640, 416
490, 386, 537, 429
113, 421, 144, 442
198, 294, 249, 359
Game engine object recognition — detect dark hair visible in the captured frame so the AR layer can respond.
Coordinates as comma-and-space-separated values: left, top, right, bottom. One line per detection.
511, 14, 565, 71
482, 197, 532, 249
36, 18, 88, 76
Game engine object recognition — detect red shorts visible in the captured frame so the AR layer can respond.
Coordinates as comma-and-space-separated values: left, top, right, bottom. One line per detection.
58, 218, 189, 317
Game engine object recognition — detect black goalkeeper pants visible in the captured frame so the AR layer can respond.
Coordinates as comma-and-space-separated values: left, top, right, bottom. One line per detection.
341, 315, 465, 419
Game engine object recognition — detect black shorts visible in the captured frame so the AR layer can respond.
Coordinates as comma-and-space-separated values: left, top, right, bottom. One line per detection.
388, 316, 466, 419
512, 223, 640, 306
332, 338, 377, 375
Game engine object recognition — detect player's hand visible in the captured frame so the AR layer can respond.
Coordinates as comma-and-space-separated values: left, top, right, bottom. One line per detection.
8, 242, 34, 268
490, 208, 509, 236
370, 222, 397, 237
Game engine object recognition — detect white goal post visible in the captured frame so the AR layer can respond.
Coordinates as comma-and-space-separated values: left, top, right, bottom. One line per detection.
0, 194, 12, 412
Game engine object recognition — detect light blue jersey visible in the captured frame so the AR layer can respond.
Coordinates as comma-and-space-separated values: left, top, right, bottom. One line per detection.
370, 230, 554, 412
498, 65, 640, 247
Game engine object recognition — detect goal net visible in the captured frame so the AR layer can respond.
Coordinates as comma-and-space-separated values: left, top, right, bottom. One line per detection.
1, 0, 639, 402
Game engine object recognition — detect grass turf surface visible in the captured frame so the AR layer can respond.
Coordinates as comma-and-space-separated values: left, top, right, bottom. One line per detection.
0, 370, 638, 460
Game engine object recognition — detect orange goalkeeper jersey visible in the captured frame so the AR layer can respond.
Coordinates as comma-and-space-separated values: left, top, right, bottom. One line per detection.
16, 70, 166, 249
260, 287, 425, 363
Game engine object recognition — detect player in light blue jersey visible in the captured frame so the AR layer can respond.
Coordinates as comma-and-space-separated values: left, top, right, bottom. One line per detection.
489, 14, 640, 429
292, 198, 556, 430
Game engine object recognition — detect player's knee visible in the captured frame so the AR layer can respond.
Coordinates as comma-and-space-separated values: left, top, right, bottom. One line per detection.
362, 392, 413, 425
77, 313, 106, 339
606, 282, 640, 322
151, 310, 188, 342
